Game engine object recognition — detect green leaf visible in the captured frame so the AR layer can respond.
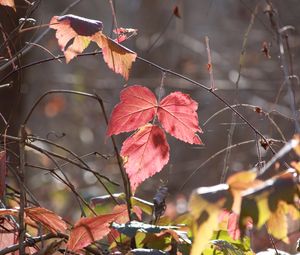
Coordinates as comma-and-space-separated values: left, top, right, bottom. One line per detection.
111, 221, 179, 238
131, 196, 154, 215
126, 248, 169, 255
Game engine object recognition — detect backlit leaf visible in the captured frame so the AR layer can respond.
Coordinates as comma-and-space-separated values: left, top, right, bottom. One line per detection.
239, 170, 298, 237
50, 15, 102, 62
93, 32, 137, 80
67, 206, 127, 252
0, 0, 15, 10
25, 207, 67, 234
189, 184, 233, 255
121, 124, 169, 192
111, 220, 179, 238
227, 170, 260, 213
267, 201, 289, 243
157, 92, 202, 144
107, 86, 157, 136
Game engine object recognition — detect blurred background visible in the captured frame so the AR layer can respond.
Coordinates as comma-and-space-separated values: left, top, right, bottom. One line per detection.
0, 0, 299, 252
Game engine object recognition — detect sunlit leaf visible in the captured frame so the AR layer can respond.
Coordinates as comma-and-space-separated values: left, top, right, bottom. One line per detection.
239, 170, 298, 237
67, 205, 127, 252
107, 86, 157, 136
267, 201, 289, 243
189, 184, 233, 255
93, 32, 137, 80
0, 0, 15, 11
131, 196, 154, 215
25, 207, 67, 234
111, 220, 179, 238
121, 124, 169, 192
157, 92, 203, 144
50, 15, 102, 62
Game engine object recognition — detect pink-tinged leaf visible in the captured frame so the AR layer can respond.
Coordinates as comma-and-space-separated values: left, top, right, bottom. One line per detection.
0, 151, 6, 198
0, 218, 18, 253
157, 92, 203, 144
50, 15, 102, 62
0, 0, 15, 11
227, 212, 240, 240
107, 85, 157, 136
67, 206, 127, 252
113, 27, 138, 43
93, 33, 137, 80
121, 124, 170, 192
25, 207, 67, 234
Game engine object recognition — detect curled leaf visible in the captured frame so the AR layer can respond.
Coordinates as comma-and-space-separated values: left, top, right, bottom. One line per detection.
0, 0, 15, 11
50, 15, 102, 62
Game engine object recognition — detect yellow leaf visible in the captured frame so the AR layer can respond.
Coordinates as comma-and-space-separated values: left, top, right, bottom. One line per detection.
92, 33, 137, 80
267, 201, 289, 243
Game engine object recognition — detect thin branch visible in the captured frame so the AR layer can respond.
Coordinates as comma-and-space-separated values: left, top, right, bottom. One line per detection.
0, 0, 82, 72
179, 139, 256, 191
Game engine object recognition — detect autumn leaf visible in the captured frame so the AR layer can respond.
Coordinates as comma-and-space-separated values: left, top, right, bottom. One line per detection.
267, 201, 289, 243
108, 85, 203, 144
189, 184, 233, 255
50, 15, 102, 63
239, 170, 299, 238
121, 124, 170, 192
107, 86, 157, 136
157, 91, 203, 144
113, 27, 138, 43
67, 206, 127, 252
0, 151, 6, 199
0, 0, 15, 11
93, 32, 137, 80
25, 207, 67, 234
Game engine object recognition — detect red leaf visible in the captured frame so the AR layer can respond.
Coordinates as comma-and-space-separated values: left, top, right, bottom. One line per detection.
107, 85, 157, 136
113, 27, 138, 43
157, 92, 202, 144
67, 206, 127, 252
121, 124, 170, 191
0, 151, 6, 198
93, 33, 137, 80
0, 0, 15, 11
25, 207, 67, 234
50, 15, 102, 62
0, 218, 18, 253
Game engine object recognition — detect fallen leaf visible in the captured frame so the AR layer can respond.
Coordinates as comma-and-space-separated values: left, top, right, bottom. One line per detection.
107, 86, 157, 136
121, 124, 169, 192
157, 92, 202, 144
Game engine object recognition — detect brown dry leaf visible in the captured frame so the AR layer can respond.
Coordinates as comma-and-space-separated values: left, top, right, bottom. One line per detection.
93, 33, 137, 80
0, 0, 15, 11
